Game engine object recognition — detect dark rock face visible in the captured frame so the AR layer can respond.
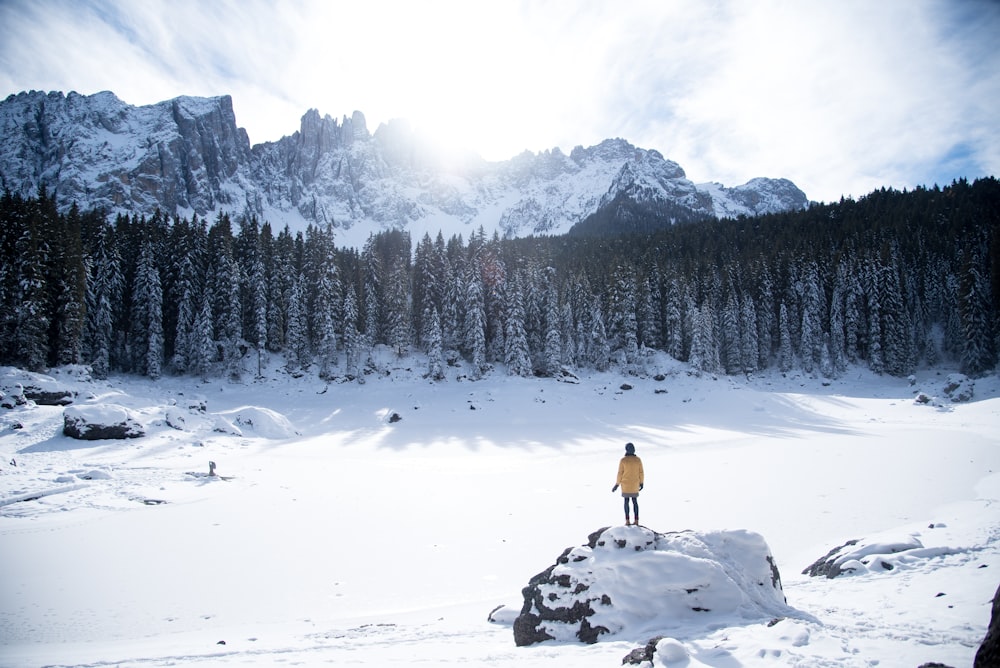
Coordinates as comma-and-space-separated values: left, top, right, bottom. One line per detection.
63, 404, 144, 440
0, 91, 251, 217
975, 582, 1000, 668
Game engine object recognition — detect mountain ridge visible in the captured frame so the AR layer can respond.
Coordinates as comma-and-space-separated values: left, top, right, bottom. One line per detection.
0, 90, 807, 245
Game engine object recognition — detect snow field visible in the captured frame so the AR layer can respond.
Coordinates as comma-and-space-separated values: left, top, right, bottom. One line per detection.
0, 362, 998, 666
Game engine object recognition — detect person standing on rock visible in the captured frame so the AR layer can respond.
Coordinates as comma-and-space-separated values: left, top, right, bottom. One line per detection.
612, 442, 644, 525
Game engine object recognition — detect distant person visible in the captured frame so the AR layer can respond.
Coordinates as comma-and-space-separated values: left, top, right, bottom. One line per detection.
612, 442, 644, 525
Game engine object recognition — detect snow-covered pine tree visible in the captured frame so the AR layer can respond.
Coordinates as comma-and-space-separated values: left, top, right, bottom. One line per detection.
314, 264, 339, 379
607, 266, 639, 365
799, 261, 824, 374
740, 295, 759, 375
342, 283, 361, 378
463, 259, 488, 378
877, 246, 913, 376
754, 264, 776, 370
131, 236, 164, 378
285, 275, 308, 372
85, 224, 122, 379
52, 204, 87, 366
166, 217, 205, 374
663, 277, 684, 361
542, 267, 561, 376
777, 301, 793, 373
589, 295, 610, 372
959, 240, 996, 375
12, 198, 51, 371
721, 290, 741, 375
191, 292, 214, 380
425, 305, 445, 381
385, 262, 411, 357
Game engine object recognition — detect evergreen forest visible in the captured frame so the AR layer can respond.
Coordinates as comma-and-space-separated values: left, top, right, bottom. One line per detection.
1, 178, 998, 382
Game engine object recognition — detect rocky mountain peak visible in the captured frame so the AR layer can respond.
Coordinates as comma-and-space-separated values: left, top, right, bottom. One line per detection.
0, 91, 808, 246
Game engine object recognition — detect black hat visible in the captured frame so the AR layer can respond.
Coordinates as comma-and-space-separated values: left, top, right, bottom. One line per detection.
625, 442, 635, 454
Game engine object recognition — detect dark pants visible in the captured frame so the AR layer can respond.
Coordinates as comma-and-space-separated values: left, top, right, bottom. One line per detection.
623, 495, 639, 519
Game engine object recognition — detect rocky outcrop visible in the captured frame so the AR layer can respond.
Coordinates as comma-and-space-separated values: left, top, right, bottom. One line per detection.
513, 525, 790, 646
0, 90, 252, 217
975, 582, 1000, 668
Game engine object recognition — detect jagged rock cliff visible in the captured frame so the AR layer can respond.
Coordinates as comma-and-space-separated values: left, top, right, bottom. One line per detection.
0, 90, 808, 245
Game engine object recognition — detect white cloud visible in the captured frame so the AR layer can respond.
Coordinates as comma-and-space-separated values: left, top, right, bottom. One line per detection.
1, 0, 997, 203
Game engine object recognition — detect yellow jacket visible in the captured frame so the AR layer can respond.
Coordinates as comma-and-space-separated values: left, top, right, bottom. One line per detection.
616, 455, 644, 494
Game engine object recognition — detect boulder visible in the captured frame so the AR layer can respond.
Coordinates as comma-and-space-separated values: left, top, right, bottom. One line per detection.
1, 368, 75, 406
63, 404, 144, 440
943, 374, 974, 402
512, 526, 790, 646
975, 582, 1000, 668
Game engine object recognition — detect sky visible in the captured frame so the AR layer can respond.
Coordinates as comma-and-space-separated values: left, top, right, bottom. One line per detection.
1, 0, 998, 203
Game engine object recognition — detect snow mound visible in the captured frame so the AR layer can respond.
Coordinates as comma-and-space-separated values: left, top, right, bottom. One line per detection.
212, 406, 298, 439
511, 526, 792, 646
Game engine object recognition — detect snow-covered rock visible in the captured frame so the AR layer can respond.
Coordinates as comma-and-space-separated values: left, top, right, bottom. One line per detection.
63, 404, 144, 440
0, 91, 807, 247
213, 406, 298, 438
943, 374, 975, 402
0, 367, 75, 406
802, 532, 957, 578
512, 526, 790, 646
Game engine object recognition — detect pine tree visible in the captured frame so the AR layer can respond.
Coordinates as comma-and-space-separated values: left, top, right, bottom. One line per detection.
663, 278, 684, 360
314, 264, 339, 379
740, 296, 759, 375
425, 306, 445, 381
542, 268, 561, 376
959, 243, 996, 375
12, 204, 51, 371
131, 236, 164, 378
191, 292, 214, 380
778, 301, 793, 373
85, 224, 122, 379
463, 260, 488, 378
721, 291, 741, 374
52, 204, 87, 366
503, 274, 532, 377
589, 296, 610, 371
342, 283, 362, 378
285, 275, 308, 372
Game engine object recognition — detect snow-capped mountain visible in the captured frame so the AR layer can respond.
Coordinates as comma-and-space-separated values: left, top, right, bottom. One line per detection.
0, 90, 807, 245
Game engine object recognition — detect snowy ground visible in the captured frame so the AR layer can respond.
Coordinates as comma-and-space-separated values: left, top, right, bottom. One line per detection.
1, 355, 998, 667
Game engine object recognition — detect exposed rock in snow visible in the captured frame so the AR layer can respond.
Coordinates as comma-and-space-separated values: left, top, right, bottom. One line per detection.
802, 532, 958, 578
943, 374, 974, 402
0, 367, 75, 406
511, 525, 790, 646
63, 404, 144, 440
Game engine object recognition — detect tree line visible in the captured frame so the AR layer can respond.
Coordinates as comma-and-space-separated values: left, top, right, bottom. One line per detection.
1, 178, 997, 381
